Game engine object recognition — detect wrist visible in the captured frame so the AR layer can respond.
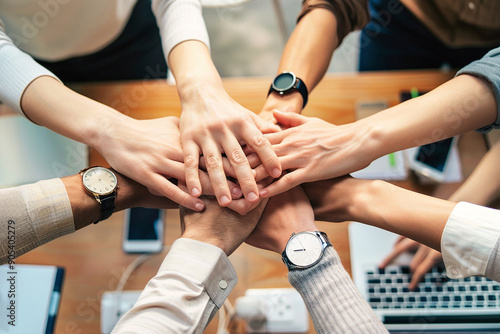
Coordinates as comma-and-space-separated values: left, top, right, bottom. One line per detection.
350, 179, 391, 228
181, 233, 228, 254
112, 171, 141, 212
263, 91, 304, 115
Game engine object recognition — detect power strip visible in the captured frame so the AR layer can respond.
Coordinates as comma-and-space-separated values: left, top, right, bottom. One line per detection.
100, 290, 142, 334
235, 288, 309, 333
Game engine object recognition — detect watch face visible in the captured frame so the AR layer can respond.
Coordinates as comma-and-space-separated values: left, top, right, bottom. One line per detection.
82, 167, 117, 195
285, 232, 324, 267
273, 72, 296, 91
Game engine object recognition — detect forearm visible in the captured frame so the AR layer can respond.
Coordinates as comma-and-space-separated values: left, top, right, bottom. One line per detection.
168, 40, 226, 104
21, 76, 130, 148
360, 75, 497, 159
262, 8, 338, 114
112, 238, 236, 334
305, 178, 455, 251
289, 247, 387, 333
447, 140, 500, 204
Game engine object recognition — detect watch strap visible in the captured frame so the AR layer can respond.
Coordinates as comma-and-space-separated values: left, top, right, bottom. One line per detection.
97, 192, 116, 224
294, 77, 308, 109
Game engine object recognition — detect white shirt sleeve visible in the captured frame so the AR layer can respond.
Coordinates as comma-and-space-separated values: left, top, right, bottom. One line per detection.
151, 0, 210, 62
0, 19, 60, 117
441, 202, 500, 280
111, 238, 237, 334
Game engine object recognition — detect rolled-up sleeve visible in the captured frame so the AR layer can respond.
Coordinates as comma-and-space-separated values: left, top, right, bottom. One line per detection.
456, 47, 500, 133
297, 0, 369, 46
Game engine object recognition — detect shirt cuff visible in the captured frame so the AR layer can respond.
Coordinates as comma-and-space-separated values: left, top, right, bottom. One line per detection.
159, 238, 237, 308
441, 202, 500, 279
0, 43, 60, 117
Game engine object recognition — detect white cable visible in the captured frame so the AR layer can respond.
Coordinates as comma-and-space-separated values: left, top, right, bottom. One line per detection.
217, 303, 227, 334
115, 246, 171, 292
115, 253, 151, 292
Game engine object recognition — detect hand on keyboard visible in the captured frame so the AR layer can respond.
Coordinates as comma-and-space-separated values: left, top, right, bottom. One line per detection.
379, 236, 443, 290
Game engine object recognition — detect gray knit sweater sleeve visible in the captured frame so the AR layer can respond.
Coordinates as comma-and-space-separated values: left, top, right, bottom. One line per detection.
288, 247, 388, 333
456, 46, 500, 133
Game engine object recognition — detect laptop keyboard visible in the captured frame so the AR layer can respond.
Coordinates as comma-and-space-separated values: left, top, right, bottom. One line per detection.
366, 265, 500, 310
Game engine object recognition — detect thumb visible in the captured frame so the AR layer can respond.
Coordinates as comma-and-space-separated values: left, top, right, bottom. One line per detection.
273, 109, 309, 128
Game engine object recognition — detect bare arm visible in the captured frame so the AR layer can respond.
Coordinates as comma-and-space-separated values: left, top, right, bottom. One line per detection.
261, 0, 369, 119
259, 74, 498, 197
168, 41, 281, 207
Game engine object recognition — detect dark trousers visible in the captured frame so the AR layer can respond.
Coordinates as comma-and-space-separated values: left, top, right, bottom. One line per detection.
358, 0, 492, 71
35, 0, 168, 82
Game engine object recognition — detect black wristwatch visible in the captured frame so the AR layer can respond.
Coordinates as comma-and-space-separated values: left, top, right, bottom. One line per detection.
268, 71, 308, 109
80, 166, 118, 224
282, 231, 331, 270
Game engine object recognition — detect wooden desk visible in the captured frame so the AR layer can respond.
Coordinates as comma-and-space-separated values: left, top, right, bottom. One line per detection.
17, 70, 487, 334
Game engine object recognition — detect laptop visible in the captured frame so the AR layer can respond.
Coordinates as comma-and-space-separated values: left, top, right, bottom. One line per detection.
0, 264, 64, 334
349, 222, 500, 332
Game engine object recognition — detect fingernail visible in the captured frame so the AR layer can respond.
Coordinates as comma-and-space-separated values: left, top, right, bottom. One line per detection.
220, 195, 231, 206
247, 191, 258, 202
259, 189, 268, 198
195, 202, 205, 211
251, 169, 256, 176
271, 168, 281, 178
273, 109, 284, 114
191, 187, 200, 196
232, 187, 242, 197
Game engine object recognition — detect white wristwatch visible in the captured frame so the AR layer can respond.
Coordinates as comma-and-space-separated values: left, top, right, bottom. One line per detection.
80, 166, 118, 224
281, 231, 332, 270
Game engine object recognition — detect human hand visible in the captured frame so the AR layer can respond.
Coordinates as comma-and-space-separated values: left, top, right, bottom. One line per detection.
256, 110, 374, 198
245, 185, 317, 254
179, 90, 281, 207
95, 116, 241, 212
180, 190, 268, 256
379, 237, 443, 290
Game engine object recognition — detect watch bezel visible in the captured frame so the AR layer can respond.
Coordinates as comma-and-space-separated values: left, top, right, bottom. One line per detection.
284, 231, 326, 269
82, 166, 118, 196
271, 71, 297, 92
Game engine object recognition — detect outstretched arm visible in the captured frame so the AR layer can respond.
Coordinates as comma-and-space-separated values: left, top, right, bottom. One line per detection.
303, 176, 500, 282
112, 194, 267, 333
260, 0, 369, 120
258, 70, 498, 197
152, 0, 281, 206
0, 170, 176, 265
246, 186, 387, 333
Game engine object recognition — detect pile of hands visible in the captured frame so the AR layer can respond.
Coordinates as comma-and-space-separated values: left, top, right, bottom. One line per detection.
103, 100, 436, 286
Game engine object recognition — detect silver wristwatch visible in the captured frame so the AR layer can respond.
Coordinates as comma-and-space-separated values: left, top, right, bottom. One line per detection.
281, 231, 332, 270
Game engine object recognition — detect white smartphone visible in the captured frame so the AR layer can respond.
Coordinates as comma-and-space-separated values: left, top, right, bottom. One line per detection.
408, 136, 458, 182
122, 208, 164, 253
